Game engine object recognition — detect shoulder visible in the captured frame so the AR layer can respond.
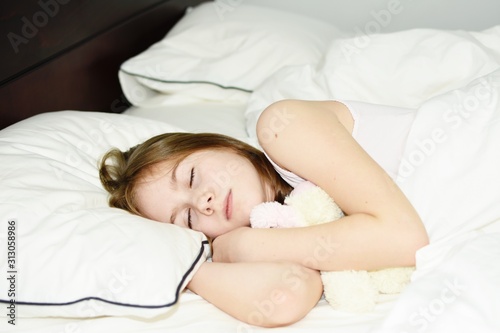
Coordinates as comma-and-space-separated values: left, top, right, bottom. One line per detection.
257, 100, 353, 144
255, 99, 354, 179
256, 99, 353, 154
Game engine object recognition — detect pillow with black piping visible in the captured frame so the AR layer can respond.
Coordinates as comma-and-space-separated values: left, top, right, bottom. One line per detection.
119, 1, 338, 106
0, 111, 210, 318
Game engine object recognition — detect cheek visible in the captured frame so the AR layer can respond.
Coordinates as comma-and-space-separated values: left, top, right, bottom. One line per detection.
226, 159, 254, 180
237, 197, 261, 224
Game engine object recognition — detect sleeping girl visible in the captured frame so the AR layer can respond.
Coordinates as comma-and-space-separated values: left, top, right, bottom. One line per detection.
99, 99, 429, 327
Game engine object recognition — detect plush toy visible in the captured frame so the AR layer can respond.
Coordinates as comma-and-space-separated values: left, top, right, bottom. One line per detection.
250, 181, 415, 313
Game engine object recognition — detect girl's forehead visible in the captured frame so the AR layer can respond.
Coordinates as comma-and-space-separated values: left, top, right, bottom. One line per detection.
140, 160, 176, 182
183, 149, 230, 162
144, 151, 204, 180
145, 149, 235, 180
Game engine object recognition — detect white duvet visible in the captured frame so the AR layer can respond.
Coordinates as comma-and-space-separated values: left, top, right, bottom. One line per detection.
375, 69, 500, 333
245, 26, 500, 135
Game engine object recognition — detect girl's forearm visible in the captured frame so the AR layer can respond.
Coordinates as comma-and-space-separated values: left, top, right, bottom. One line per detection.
187, 261, 322, 327
213, 213, 428, 271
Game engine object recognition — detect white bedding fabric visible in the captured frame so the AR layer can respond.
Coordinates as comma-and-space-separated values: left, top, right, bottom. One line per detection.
374, 69, 500, 333
245, 26, 500, 137
123, 102, 249, 139
2, 10, 500, 333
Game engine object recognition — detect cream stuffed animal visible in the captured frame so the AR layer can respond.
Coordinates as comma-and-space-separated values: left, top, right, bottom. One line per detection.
250, 181, 415, 313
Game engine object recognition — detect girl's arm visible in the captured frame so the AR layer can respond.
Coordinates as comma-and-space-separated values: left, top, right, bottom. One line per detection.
212, 100, 429, 271
187, 261, 322, 327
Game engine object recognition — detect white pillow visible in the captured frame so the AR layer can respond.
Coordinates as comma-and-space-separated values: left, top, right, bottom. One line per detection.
119, 1, 338, 106
0, 111, 210, 318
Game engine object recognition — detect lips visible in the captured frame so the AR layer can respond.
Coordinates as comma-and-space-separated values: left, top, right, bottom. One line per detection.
225, 190, 232, 220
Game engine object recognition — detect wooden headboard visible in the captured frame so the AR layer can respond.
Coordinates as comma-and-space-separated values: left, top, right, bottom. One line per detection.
0, 0, 207, 130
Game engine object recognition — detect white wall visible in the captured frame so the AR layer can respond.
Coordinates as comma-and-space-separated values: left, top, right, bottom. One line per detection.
243, 0, 500, 32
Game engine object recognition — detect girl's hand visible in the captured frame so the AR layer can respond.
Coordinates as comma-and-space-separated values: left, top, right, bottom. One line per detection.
211, 227, 252, 263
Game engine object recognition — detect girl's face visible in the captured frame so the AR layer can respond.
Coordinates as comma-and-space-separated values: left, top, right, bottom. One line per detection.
135, 149, 274, 239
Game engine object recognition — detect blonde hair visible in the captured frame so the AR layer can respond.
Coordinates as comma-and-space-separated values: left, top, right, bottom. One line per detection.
99, 132, 292, 216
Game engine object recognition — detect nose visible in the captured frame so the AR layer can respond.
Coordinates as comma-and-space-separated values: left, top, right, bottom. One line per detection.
195, 190, 214, 215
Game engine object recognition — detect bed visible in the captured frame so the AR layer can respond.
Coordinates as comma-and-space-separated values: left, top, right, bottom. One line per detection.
1, 1, 500, 332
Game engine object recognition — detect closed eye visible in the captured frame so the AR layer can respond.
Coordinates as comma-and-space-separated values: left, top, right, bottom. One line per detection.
189, 167, 195, 187
187, 167, 194, 228
187, 208, 192, 229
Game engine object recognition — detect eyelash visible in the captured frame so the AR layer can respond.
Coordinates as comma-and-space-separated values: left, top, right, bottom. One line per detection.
189, 168, 195, 187
187, 210, 192, 229
187, 168, 195, 228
